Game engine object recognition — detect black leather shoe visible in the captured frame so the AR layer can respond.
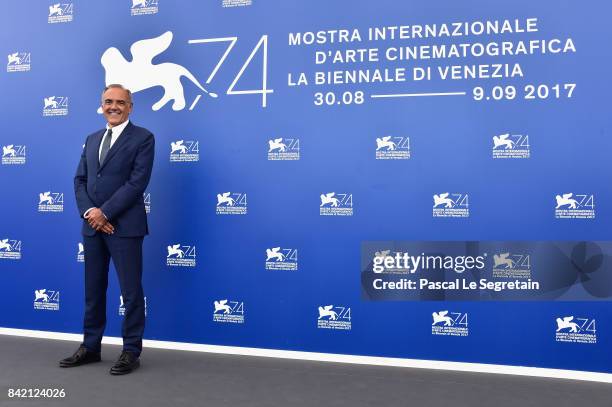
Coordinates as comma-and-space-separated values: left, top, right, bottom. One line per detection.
59, 346, 101, 368
110, 351, 140, 375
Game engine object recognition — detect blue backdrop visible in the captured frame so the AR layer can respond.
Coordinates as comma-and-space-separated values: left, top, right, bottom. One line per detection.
1, 0, 611, 373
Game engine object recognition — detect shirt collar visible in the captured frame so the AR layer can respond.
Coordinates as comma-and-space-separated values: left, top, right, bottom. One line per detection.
106, 119, 130, 137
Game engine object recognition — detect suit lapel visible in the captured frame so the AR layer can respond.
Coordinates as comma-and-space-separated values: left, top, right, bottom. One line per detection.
91, 129, 105, 173
98, 122, 134, 172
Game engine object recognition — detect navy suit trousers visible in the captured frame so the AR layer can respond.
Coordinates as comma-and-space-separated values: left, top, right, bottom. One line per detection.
82, 233, 145, 356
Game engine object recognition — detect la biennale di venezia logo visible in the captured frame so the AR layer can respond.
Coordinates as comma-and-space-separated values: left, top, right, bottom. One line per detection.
99, 30, 272, 111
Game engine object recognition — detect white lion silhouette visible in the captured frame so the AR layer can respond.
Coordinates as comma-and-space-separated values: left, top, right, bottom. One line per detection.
320, 193, 339, 207
132, 0, 148, 8
556, 316, 579, 333
374, 250, 391, 259
214, 300, 232, 314
44, 97, 58, 109
433, 193, 454, 208
49, 4, 63, 16
376, 136, 396, 151
493, 253, 514, 268
432, 311, 453, 326
2, 145, 16, 157
7, 53, 21, 65
493, 134, 515, 150
217, 192, 235, 207
0, 239, 12, 251
555, 193, 579, 209
167, 244, 185, 258
268, 138, 287, 152
39, 192, 54, 205
170, 140, 187, 154
100, 31, 217, 112
35, 289, 49, 302
266, 247, 284, 262
318, 305, 338, 320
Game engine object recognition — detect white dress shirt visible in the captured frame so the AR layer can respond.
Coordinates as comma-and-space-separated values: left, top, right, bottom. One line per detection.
85, 120, 130, 219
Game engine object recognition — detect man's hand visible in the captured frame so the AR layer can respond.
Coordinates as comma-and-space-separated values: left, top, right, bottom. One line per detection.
84, 208, 114, 234
97, 222, 115, 234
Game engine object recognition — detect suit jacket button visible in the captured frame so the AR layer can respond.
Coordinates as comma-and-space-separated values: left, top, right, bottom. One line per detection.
97, 174, 100, 178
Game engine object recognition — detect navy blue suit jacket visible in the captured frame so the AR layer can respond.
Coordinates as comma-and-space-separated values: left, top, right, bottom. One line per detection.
74, 122, 155, 237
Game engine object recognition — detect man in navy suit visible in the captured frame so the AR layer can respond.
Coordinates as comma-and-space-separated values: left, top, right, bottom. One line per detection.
60, 84, 154, 375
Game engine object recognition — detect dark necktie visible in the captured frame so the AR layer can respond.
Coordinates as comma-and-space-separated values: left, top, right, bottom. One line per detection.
99, 128, 113, 164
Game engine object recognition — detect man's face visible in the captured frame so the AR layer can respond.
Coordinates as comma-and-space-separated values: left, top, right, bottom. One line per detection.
101, 87, 132, 127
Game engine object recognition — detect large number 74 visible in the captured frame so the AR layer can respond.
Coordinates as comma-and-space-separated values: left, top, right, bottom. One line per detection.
188, 35, 273, 108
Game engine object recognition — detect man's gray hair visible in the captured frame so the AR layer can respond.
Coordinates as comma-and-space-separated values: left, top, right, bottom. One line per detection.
101, 84, 133, 105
